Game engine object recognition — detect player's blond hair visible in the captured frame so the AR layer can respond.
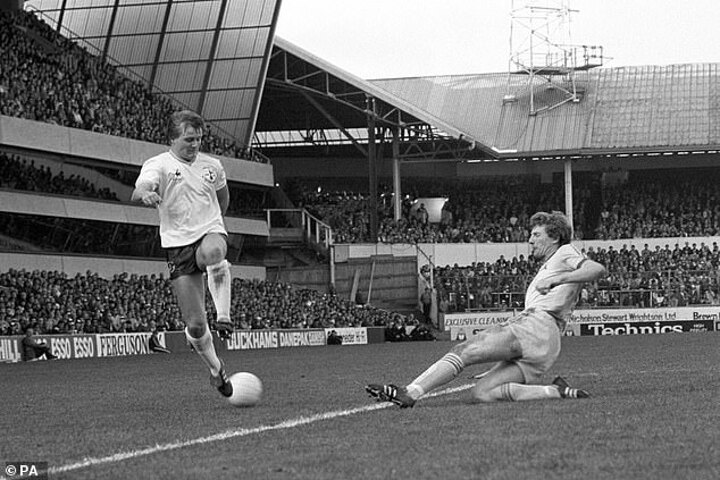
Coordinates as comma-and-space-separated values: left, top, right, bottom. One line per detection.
167, 110, 205, 141
529, 211, 572, 245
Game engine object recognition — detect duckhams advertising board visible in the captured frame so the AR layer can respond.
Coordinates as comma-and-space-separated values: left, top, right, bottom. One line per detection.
225, 329, 327, 351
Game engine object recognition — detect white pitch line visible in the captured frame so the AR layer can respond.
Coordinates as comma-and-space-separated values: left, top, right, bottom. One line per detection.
37, 383, 474, 478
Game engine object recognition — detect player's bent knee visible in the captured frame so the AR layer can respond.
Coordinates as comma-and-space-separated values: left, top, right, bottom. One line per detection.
197, 249, 224, 268
450, 339, 483, 364
449, 338, 476, 355
186, 323, 207, 338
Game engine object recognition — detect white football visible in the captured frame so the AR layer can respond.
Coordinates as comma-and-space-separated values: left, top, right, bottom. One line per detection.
227, 372, 263, 407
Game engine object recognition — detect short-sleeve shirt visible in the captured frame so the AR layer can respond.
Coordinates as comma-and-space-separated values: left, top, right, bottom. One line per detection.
525, 244, 586, 324
135, 151, 227, 248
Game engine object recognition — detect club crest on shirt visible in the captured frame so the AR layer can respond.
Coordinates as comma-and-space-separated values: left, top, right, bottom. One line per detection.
168, 169, 183, 183
202, 167, 217, 184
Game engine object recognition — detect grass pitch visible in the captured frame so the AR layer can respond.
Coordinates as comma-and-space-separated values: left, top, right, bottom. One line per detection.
2, 333, 719, 479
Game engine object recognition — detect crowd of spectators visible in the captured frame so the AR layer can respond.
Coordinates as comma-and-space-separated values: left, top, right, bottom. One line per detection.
226, 278, 405, 330
5, 152, 720, 264
435, 241, 720, 313
4, 9, 720, 246
0, 148, 269, 256
285, 169, 720, 244
2, 149, 270, 218
593, 171, 720, 240
3, 7, 719, 246
0, 151, 118, 200
3, 240, 718, 337
6, 5, 720, 340
0, 269, 180, 336
287, 176, 591, 244
0, 268, 407, 336
0, 9, 263, 162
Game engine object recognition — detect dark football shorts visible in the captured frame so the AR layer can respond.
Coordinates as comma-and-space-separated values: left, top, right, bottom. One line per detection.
165, 239, 203, 280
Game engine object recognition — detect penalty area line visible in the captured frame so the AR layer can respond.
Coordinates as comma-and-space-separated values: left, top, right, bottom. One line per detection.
43, 383, 474, 477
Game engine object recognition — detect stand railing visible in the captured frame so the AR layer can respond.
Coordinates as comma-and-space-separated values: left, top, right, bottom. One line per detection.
265, 208, 333, 251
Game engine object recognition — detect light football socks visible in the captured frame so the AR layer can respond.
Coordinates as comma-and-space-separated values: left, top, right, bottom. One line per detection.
207, 260, 231, 322
407, 353, 465, 400
185, 326, 222, 376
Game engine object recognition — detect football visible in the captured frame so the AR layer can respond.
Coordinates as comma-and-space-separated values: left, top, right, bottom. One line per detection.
227, 372, 263, 407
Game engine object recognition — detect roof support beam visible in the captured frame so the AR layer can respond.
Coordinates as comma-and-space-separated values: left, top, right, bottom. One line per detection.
398, 138, 475, 162
101, 0, 120, 61
197, 0, 229, 114
367, 100, 378, 241
149, 0, 173, 90
392, 126, 402, 222
297, 90, 368, 157
55, 0, 68, 34
245, 0, 282, 147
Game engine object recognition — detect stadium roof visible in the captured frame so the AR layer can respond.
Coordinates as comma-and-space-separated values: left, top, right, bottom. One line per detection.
253, 36, 490, 159
24, 1, 490, 161
21, 3, 720, 162
370, 63, 720, 158
25, 0, 281, 148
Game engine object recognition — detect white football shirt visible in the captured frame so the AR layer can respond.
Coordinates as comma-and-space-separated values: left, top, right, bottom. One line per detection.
525, 243, 586, 322
135, 150, 227, 248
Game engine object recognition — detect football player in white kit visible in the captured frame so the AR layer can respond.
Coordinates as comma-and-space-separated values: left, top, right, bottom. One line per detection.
132, 110, 235, 397
367, 211, 606, 407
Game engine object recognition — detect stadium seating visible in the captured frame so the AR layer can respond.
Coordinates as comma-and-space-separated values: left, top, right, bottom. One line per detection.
434, 242, 720, 312
284, 169, 720, 244
0, 9, 260, 162
0, 268, 406, 335
4, 8, 720, 337
2, 239, 718, 334
0, 152, 118, 200
285, 176, 591, 243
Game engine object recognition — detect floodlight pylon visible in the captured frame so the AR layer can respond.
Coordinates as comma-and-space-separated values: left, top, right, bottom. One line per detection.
506, 0, 603, 115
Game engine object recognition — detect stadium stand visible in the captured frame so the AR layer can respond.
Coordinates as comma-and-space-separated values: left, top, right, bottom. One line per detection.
593, 169, 720, 240
0, 9, 261, 162
2, 239, 719, 334
0, 151, 118, 200
3, 5, 720, 335
283, 168, 720, 244
1, 149, 268, 214
0, 147, 269, 257
434, 242, 720, 313
2, 3, 718, 246
285, 175, 592, 243
0, 268, 407, 335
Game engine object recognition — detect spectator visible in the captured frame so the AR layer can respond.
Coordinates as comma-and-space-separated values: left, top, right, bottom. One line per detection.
385, 319, 409, 342
415, 203, 429, 225
148, 321, 171, 353
326, 330, 343, 345
420, 287, 433, 323
409, 324, 436, 341
21, 327, 56, 361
